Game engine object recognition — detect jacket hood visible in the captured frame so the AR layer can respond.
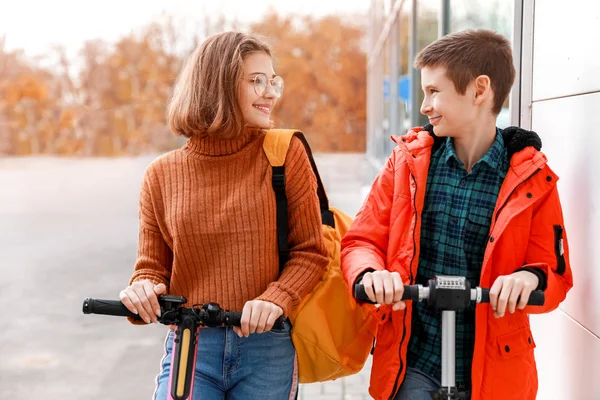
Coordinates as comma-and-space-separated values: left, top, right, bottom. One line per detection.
393, 124, 543, 162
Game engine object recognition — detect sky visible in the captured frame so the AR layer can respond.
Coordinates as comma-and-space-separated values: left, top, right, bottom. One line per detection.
0, 0, 370, 58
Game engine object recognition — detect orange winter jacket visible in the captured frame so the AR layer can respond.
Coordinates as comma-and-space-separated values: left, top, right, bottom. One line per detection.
341, 125, 573, 400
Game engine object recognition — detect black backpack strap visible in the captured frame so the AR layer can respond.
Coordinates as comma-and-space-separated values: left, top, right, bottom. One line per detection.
266, 130, 335, 273
271, 165, 290, 272
292, 133, 335, 229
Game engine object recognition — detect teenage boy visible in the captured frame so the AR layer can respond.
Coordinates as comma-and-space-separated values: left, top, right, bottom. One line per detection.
341, 29, 573, 400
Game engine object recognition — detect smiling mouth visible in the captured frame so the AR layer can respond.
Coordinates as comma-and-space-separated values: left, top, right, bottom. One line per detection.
429, 116, 441, 124
253, 105, 271, 114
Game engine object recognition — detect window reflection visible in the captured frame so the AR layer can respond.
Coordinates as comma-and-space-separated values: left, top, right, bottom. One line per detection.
367, 0, 515, 172
451, 0, 514, 128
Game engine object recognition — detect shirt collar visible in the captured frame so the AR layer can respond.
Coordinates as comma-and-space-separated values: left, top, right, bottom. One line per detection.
443, 128, 505, 172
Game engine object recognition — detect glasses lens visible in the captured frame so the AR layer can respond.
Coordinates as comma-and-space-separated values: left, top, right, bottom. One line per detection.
272, 76, 284, 97
254, 74, 268, 96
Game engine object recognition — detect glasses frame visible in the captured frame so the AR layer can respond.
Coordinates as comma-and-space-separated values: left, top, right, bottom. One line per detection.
249, 73, 284, 98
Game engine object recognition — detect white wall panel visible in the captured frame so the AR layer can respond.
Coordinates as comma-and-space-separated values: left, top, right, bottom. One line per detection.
532, 1, 600, 101
521, 2, 599, 398
531, 93, 600, 337
531, 311, 600, 400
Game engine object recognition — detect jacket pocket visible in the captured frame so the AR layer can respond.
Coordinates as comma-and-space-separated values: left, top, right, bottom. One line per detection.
496, 326, 536, 358
490, 327, 538, 400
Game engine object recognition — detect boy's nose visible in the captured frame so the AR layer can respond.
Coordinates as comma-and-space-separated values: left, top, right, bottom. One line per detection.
420, 101, 431, 115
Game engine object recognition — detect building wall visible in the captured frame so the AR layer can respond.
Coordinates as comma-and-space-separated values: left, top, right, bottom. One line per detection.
522, 1, 600, 398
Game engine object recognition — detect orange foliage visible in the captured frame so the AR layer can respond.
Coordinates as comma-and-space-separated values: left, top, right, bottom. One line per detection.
0, 13, 366, 156
251, 12, 366, 152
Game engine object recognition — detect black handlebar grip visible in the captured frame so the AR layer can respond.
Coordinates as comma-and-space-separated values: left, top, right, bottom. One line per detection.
354, 284, 420, 303
227, 312, 242, 327
479, 289, 545, 306
82, 298, 141, 320
272, 316, 287, 330
480, 289, 489, 304
354, 284, 375, 303
402, 285, 421, 301
225, 313, 286, 330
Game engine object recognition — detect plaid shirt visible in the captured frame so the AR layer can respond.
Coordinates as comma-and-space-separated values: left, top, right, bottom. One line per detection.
406, 130, 509, 389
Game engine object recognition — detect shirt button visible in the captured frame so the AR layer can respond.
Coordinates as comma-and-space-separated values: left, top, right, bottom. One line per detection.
452, 217, 459, 225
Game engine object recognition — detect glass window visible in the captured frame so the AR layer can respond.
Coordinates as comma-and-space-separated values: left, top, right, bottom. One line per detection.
369, 46, 386, 165
383, 0, 394, 17
397, 4, 411, 136
450, 0, 515, 128
382, 37, 391, 159
370, 0, 386, 48
415, 0, 440, 127
450, 0, 513, 36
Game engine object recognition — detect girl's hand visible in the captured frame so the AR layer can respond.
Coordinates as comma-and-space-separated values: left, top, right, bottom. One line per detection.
119, 280, 167, 324
233, 300, 284, 338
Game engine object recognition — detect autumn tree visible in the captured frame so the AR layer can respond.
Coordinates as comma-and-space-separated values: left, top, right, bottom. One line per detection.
251, 11, 366, 152
76, 20, 184, 156
0, 37, 65, 155
1, 12, 367, 156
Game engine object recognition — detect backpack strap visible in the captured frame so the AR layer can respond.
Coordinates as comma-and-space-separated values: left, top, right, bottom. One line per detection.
263, 129, 335, 273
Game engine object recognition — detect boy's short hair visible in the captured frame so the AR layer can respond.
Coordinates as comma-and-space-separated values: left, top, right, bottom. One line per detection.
414, 29, 515, 115
167, 32, 272, 139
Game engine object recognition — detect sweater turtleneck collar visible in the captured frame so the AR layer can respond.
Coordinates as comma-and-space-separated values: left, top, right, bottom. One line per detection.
184, 127, 263, 157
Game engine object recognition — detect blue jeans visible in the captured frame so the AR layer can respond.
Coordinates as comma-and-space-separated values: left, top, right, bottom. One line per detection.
394, 367, 441, 400
153, 322, 298, 400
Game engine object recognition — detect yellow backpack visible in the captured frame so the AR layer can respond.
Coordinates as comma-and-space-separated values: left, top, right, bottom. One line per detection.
263, 129, 379, 383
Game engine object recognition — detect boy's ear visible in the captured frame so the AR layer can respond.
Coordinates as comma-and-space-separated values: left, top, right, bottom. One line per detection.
473, 75, 492, 106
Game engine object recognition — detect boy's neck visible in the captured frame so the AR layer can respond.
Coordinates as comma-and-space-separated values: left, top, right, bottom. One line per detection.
452, 120, 498, 174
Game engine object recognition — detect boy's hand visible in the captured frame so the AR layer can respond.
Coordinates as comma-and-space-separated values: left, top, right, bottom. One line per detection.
489, 271, 539, 318
362, 271, 406, 311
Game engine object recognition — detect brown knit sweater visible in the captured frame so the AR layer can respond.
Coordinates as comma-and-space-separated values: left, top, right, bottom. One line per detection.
129, 128, 328, 317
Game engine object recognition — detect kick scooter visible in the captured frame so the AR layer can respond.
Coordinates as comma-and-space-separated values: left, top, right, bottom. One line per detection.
355, 275, 544, 400
82, 295, 286, 400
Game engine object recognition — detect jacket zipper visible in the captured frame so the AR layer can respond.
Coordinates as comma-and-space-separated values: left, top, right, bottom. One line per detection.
388, 172, 418, 399
470, 167, 543, 398
493, 168, 541, 227
388, 166, 543, 399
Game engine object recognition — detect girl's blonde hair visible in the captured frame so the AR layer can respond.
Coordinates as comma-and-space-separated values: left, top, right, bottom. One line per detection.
167, 32, 272, 139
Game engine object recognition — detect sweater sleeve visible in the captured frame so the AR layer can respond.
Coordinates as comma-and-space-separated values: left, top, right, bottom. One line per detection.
256, 137, 328, 316
129, 165, 173, 288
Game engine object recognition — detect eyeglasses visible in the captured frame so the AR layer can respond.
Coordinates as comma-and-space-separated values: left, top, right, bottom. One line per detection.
249, 74, 284, 98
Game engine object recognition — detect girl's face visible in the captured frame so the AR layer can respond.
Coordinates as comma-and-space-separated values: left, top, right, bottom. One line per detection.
238, 52, 283, 129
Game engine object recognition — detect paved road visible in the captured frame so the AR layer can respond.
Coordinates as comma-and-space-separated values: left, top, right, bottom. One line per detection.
0, 153, 373, 400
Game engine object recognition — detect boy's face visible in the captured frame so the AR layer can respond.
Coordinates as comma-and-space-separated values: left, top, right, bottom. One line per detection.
419, 66, 478, 138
